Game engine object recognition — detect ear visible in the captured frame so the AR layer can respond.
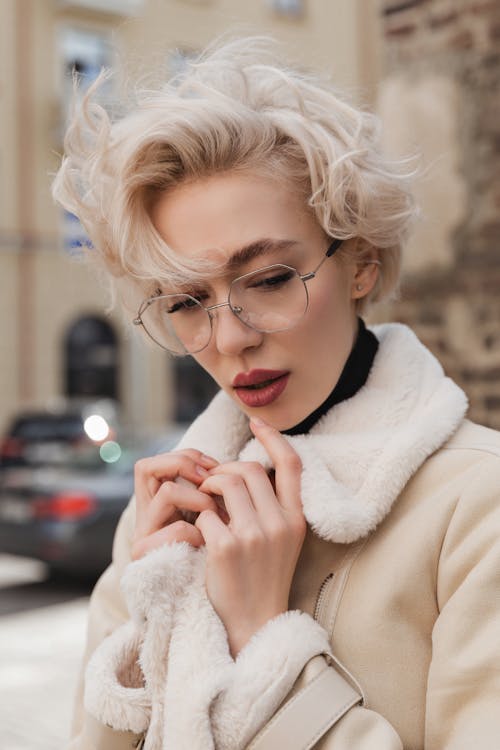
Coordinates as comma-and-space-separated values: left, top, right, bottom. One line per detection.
350, 245, 380, 301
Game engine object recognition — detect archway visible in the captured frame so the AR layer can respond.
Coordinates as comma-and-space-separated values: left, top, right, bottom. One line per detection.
64, 315, 119, 400
173, 357, 219, 423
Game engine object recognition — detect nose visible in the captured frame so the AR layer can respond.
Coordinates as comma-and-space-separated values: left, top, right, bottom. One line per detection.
210, 304, 263, 356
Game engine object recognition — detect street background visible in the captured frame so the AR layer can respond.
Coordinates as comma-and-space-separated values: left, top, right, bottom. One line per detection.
0, 555, 90, 749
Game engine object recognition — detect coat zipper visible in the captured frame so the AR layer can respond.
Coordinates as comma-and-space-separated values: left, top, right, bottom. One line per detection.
313, 540, 368, 636
313, 572, 334, 626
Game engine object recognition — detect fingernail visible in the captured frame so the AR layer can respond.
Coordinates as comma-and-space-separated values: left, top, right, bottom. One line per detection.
196, 465, 209, 477
250, 416, 266, 428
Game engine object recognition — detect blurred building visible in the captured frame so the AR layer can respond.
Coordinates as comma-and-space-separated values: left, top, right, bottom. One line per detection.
0, 0, 498, 436
378, 0, 500, 428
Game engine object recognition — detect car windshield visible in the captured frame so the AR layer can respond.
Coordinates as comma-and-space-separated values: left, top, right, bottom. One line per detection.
12, 415, 84, 441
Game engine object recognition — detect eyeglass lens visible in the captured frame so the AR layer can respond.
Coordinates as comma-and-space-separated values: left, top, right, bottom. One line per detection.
140, 264, 309, 354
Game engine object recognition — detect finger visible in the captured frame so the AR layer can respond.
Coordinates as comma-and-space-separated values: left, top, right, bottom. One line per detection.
195, 508, 234, 549
144, 482, 218, 535
206, 461, 282, 520
198, 474, 261, 532
249, 417, 303, 513
171, 449, 219, 468
134, 452, 216, 510
132, 520, 204, 559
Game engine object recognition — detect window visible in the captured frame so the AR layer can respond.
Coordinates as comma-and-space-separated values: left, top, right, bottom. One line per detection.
65, 316, 119, 401
173, 358, 219, 424
267, 0, 304, 17
56, 0, 144, 15
56, 26, 115, 253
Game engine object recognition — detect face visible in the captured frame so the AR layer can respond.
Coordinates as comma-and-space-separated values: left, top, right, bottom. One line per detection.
151, 172, 377, 431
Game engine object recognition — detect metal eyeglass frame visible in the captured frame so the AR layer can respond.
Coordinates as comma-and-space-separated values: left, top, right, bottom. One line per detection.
133, 238, 347, 354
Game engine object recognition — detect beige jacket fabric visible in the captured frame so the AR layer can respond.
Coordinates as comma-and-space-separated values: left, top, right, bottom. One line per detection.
67, 324, 500, 749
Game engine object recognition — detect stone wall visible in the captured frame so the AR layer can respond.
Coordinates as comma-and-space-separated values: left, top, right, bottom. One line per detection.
377, 0, 500, 428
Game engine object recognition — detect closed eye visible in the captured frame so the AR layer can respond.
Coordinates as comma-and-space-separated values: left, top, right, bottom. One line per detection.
247, 269, 296, 290
166, 292, 209, 314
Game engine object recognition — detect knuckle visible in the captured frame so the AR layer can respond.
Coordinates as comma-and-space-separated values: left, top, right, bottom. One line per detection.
134, 457, 150, 477
240, 528, 264, 550
176, 454, 196, 471
214, 536, 237, 559
157, 480, 175, 500
224, 475, 243, 491
172, 448, 195, 458
244, 461, 265, 475
266, 520, 288, 543
171, 519, 192, 534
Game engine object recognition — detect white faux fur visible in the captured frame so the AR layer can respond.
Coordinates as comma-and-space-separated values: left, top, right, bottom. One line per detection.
177, 323, 468, 543
83, 323, 468, 747
84, 620, 150, 734
85, 544, 330, 749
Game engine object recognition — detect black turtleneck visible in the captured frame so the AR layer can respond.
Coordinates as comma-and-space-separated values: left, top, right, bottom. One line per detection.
281, 318, 379, 436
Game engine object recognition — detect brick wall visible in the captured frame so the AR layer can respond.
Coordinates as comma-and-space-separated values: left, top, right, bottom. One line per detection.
379, 0, 500, 428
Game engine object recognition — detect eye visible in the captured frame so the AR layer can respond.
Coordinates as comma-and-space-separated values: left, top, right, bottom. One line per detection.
165, 293, 207, 314
247, 269, 296, 291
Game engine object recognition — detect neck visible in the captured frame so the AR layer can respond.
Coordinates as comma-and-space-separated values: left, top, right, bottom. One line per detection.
282, 317, 379, 436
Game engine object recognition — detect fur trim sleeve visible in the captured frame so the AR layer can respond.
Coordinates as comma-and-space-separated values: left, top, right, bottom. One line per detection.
211, 610, 332, 750
83, 542, 199, 737
84, 620, 150, 734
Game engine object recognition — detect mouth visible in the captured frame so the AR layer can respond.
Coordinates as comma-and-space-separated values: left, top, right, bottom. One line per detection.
232, 369, 290, 408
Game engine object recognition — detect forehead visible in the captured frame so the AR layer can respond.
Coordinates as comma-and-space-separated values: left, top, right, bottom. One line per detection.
150, 172, 324, 265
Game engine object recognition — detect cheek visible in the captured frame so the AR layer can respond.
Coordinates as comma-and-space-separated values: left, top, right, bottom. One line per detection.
305, 279, 352, 334
286, 278, 355, 363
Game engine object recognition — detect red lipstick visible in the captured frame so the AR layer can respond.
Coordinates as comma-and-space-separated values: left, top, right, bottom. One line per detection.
232, 369, 290, 407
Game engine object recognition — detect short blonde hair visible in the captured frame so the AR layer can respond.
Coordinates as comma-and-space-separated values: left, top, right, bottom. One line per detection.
52, 36, 417, 315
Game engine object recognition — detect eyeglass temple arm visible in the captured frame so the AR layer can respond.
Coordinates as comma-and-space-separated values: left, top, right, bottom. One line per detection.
301, 238, 343, 281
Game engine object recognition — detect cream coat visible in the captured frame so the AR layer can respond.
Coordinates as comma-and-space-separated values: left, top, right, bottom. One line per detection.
67, 324, 500, 749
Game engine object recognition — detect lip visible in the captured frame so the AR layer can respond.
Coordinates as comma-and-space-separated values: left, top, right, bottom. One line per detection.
233, 371, 290, 408
232, 369, 290, 387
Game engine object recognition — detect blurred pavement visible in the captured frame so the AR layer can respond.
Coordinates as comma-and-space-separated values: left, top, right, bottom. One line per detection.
0, 556, 90, 750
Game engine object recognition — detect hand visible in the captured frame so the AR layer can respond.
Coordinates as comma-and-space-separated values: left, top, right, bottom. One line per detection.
132, 449, 220, 560
194, 417, 306, 657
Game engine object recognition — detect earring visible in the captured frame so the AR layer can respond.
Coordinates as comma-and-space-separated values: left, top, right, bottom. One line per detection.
356, 284, 363, 291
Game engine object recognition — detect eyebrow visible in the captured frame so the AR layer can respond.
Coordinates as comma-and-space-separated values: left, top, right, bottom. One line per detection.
223, 238, 300, 273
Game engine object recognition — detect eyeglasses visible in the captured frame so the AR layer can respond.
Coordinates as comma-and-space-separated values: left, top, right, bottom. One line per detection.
133, 238, 344, 355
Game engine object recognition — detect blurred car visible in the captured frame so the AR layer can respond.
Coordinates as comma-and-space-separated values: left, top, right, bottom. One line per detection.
0, 399, 120, 470
0, 425, 185, 579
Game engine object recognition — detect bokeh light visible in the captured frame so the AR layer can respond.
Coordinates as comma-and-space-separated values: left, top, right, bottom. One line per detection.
83, 414, 109, 442
99, 441, 122, 463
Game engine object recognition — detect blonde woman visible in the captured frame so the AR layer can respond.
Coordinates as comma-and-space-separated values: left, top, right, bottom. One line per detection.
53, 37, 500, 750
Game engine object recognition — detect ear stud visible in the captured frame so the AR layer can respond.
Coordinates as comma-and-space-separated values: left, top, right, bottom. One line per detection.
356, 284, 363, 291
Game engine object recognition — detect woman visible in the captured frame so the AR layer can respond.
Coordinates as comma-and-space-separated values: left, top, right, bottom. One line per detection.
53, 37, 500, 750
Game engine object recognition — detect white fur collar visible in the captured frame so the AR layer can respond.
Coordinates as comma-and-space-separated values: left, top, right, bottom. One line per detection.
176, 323, 468, 543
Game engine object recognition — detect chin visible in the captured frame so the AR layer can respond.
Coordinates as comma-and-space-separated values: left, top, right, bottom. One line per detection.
255, 406, 303, 432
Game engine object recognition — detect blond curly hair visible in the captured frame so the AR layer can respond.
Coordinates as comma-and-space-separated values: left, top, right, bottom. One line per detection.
52, 35, 417, 315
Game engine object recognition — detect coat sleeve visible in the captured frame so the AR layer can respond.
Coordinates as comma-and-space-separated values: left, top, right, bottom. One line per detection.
424, 454, 500, 749
242, 653, 403, 750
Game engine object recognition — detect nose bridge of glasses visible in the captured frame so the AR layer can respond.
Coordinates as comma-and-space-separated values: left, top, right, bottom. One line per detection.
205, 299, 243, 315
